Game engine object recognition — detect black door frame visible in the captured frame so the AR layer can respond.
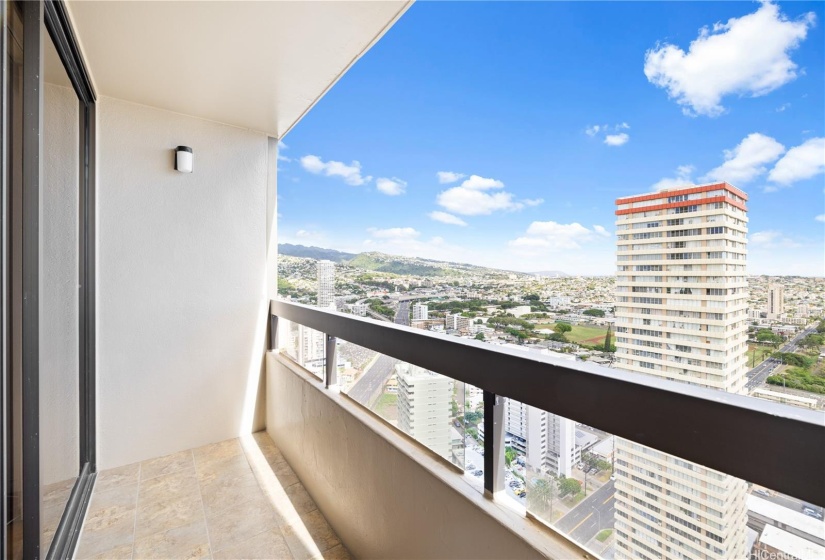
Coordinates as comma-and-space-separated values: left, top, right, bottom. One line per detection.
8, 0, 96, 558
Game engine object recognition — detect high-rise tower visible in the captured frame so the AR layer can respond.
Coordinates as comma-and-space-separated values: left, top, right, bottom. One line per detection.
613, 183, 750, 560
767, 282, 785, 319
317, 260, 335, 309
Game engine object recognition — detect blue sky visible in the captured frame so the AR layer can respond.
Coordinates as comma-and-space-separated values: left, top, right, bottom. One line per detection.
278, 1, 825, 276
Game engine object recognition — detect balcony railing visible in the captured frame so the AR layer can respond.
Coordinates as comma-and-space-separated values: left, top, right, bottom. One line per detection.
269, 299, 825, 507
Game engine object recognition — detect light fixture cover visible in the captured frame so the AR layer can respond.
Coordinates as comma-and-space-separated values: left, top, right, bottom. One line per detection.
175, 146, 193, 173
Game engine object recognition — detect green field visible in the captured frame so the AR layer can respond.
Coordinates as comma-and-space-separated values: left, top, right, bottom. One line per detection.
596, 529, 613, 543
373, 392, 398, 421
747, 344, 773, 368
536, 323, 609, 344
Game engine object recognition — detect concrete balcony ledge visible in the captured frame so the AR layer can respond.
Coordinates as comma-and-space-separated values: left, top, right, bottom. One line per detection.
266, 351, 592, 560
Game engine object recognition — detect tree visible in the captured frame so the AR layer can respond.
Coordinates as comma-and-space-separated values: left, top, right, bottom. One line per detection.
582, 452, 599, 471
505, 446, 516, 467
583, 308, 605, 318
547, 332, 568, 343
817, 320, 825, 334
475, 332, 485, 341
527, 477, 557, 517
558, 476, 582, 498
799, 333, 824, 350
554, 322, 572, 334
756, 329, 783, 346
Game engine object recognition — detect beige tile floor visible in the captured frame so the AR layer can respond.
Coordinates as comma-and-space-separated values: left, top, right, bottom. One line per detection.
75, 432, 351, 560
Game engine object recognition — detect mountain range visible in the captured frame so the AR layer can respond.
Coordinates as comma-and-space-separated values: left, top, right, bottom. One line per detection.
278, 244, 568, 278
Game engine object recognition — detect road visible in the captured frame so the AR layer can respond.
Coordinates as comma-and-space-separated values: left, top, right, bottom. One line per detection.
347, 354, 397, 407
347, 302, 409, 406
396, 300, 410, 326
556, 480, 615, 545
462, 436, 527, 504
754, 489, 823, 517
745, 327, 815, 392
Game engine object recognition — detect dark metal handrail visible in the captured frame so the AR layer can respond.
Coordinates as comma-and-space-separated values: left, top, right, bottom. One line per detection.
270, 299, 825, 507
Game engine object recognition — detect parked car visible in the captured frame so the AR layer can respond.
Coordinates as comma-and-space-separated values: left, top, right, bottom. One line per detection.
474, 470, 484, 477
755, 489, 771, 497
802, 506, 823, 519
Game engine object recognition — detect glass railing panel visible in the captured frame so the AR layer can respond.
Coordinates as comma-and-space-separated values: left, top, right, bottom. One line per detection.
276, 318, 325, 380
500, 395, 824, 560
461, 384, 483, 493
338, 339, 466, 470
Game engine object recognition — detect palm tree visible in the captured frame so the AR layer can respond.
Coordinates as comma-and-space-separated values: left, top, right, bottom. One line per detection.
527, 478, 556, 518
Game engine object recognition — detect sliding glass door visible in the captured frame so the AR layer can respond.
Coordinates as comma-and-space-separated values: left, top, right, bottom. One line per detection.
2, 1, 95, 558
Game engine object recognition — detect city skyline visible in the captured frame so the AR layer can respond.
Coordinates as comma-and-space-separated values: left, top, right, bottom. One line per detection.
277, 1, 824, 277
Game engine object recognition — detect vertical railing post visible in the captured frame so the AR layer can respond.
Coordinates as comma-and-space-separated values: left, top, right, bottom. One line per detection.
269, 313, 279, 351
325, 334, 338, 388
483, 390, 505, 498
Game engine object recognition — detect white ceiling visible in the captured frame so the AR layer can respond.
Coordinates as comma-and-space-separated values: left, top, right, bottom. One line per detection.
66, 0, 411, 138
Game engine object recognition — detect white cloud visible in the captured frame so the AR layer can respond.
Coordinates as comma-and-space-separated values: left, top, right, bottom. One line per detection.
509, 221, 611, 254
523, 198, 545, 207
652, 165, 696, 191
294, 229, 323, 240
749, 230, 800, 248
362, 227, 470, 263
644, 2, 815, 116
604, 133, 630, 147
300, 154, 372, 186
437, 188, 522, 216
460, 175, 505, 190
701, 133, 785, 184
586, 123, 631, 144
815, 214, 825, 223
367, 227, 419, 240
436, 171, 466, 184
767, 137, 825, 186
436, 174, 532, 216
376, 177, 407, 196
776, 103, 791, 112
428, 211, 468, 226
277, 141, 292, 162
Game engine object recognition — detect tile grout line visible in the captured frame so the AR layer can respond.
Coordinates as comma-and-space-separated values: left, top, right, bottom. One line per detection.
130, 463, 141, 560
193, 449, 215, 558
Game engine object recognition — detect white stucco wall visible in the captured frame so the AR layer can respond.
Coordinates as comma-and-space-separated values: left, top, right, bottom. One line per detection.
96, 97, 271, 469
266, 353, 588, 559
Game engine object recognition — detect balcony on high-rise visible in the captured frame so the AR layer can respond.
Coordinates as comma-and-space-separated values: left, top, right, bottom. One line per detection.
1, 2, 823, 560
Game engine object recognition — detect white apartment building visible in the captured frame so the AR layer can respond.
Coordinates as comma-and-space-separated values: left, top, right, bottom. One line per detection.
767, 283, 785, 319
445, 313, 470, 332
349, 302, 368, 316
613, 183, 750, 560
504, 400, 579, 479
396, 364, 452, 459
413, 303, 429, 321
298, 325, 326, 375
547, 296, 572, 308
509, 305, 533, 317
317, 260, 336, 309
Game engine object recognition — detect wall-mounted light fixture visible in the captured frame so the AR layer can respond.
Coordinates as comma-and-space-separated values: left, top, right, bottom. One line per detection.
175, 146, 193, 173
